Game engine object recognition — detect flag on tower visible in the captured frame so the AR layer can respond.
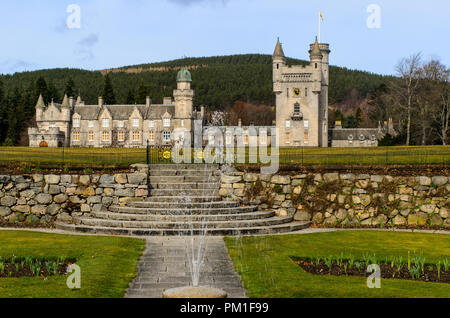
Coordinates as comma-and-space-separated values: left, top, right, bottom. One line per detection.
320, 12, 324, 21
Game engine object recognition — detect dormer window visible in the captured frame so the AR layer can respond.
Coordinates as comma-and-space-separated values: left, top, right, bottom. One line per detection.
163, 118, 170, 127
132, 118, 139, 128
73, 118, 80, 128
348, 135, 353, 144
102, 118, 109, 128
88, 121, 94, 128
149, 120, 155, 128
118, 121, 124, 128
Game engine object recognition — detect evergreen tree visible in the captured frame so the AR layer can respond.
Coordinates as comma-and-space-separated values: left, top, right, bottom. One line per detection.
355, 107, 363, 128
103, 74, 116, 104
136, 81, 148, 104
65, 78, 76, 97
0, 79, 6, 144
35, 77, 49, 103
125, 88, 136, 104
344, 115, 358, 128
48, 80, 59, 103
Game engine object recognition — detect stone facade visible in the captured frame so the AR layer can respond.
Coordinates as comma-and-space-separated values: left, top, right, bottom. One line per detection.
219, 169, 450, 229
0, 164, 149, 225
29, 70, 203, 148
273, 38, 330, 147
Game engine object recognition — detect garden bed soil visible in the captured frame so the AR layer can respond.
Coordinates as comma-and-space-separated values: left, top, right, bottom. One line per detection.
237, 164, 449, 177
0, 221, 56, 229
295, 260, 450, 284
310, 223, 450, 232
0, 260, 73, 278
0, 163, 131, 175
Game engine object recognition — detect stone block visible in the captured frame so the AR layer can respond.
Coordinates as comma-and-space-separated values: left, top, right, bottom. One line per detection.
45, 175, 60, 185
323, 173, 339, 183
1, 196, 16, 207
0, 207, 12, 217
243, 173, 258, 182
79, 175, 91, 186
115, 174, 128, 184
271, 175, 291, 185
127, 173, 147, 185
294, 210, 311, 221
221, 175, 242, 184
416, 176, 432, 186
31, 205, 47, 215
99, 174, 115, 185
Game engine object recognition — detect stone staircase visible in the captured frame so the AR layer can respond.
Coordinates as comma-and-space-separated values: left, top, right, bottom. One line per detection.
56, 164, 309, 236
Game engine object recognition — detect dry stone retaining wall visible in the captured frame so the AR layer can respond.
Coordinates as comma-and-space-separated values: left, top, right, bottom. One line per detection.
219, 170, 450, 229
0, 164, 149, 225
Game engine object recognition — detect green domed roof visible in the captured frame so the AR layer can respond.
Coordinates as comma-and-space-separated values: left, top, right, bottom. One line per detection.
177, 68, 192, 82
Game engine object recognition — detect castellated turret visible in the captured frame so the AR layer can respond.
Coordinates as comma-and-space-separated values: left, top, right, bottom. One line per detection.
272, 38, 286, 93
174, 68, 194, 120
272, 37, 331, 148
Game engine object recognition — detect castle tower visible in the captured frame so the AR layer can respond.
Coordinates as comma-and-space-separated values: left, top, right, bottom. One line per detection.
35, 94, 45, 121
174, 68, 194, 120
173, 69, 195, 146
273, 38, 286, 93
309, 37, 331, 147
273, 37, 331, 148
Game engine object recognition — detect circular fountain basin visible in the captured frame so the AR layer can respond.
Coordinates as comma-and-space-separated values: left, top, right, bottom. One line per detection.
163, 286, 227, 298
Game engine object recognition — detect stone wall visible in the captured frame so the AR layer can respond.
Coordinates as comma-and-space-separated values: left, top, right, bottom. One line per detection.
219, 170, 450, 229
0, 164, 149, 225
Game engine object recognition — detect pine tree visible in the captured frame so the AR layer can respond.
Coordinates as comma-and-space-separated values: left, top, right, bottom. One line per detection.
136, 81, 148, 104
355, 107, 363, 128
35, 77, 49, 103
0, 79, 6, 144
103, 74, 116, 105
125, 89, 135, 104
65, 78, 76, 97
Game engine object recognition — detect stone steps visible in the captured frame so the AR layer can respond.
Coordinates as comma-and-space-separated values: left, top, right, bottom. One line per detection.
149, 183, 220, 190
72, 215, 294, 229
109, 205, 258, 215
149, 176, 220, 183
90, 211, 275, 222
145, 196, 222, 203
128, 201, 238, 209
149, 164, 219, 170
55, 164, 311, 237
55, 221, 310, 236
149, 189, 219, 196
149, 170, 219, 177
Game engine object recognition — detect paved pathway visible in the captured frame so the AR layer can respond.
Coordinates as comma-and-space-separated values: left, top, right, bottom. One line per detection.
125, 236, 248, 298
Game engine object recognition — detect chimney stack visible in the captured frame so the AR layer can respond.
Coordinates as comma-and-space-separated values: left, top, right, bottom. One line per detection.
98, 96, 104, 107
238, 119, 242, 127
146, 96, 151, 107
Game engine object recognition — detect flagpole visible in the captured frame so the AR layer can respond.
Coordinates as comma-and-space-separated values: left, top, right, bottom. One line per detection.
318, 12, 321, 43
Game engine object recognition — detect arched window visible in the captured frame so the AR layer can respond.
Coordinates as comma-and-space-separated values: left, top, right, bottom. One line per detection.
294, 103, 301, 113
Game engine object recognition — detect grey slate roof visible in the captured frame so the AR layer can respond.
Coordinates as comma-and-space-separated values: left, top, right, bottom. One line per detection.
73, 106, 102, 120
73, 104, 175, 120
329, 128, 384, 140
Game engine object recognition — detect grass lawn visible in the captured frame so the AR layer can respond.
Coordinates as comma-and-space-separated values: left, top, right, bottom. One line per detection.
0, 231, 145, 298
224, 231, 450, 298
0, 145, 449, 168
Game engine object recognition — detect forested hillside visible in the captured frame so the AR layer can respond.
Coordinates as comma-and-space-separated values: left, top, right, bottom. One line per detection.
0, 54, 392, 145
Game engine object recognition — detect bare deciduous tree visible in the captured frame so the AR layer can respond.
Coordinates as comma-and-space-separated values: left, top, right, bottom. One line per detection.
394, 53, 423, 145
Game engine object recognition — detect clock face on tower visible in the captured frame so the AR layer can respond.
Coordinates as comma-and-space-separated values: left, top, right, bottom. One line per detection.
294, 88, 300, 96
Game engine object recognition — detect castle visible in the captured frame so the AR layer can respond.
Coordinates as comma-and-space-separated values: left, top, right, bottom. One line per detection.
29, 69, 203, 148
29, 38, 393, 148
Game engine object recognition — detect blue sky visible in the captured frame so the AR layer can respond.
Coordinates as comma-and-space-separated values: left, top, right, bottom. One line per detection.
0, 0, 448, 75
